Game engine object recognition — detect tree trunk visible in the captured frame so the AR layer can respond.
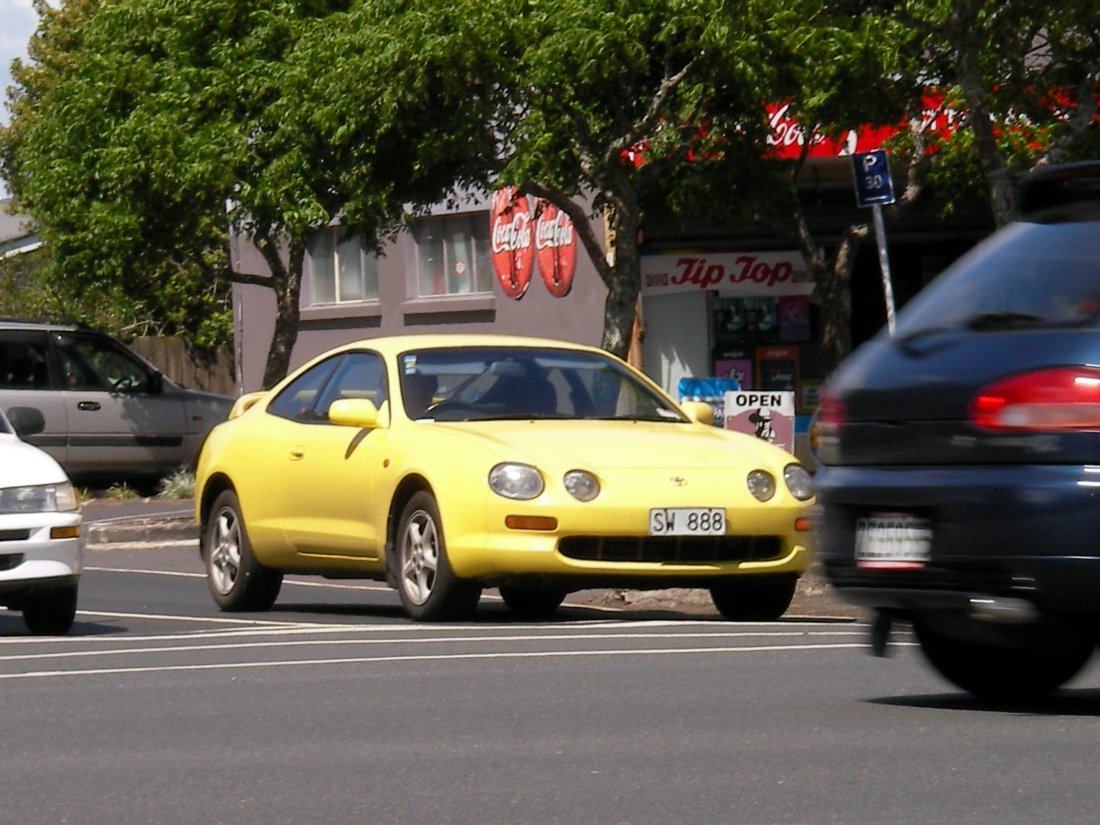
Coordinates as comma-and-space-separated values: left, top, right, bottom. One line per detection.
254, 231, 305, 389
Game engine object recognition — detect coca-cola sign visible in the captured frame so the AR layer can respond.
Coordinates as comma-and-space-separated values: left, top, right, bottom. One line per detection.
490, 187, 534, 299
640, 252, 814, 297
534, 199, 576, 298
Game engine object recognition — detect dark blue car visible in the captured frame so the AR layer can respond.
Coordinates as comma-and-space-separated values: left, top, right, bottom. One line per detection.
813, 162, 1100, 699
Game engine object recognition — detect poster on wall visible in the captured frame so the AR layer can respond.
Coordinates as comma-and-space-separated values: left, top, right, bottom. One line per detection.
714, 358, 753, 389
534, 200, 577, 297
777, 295, 810, 342
756, 345, 800, 393
725, 391, 796, 452
489, 187, 534, 299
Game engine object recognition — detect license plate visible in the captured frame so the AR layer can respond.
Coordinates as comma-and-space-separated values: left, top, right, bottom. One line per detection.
855, 514, 931, 569
649, 508, 726, 536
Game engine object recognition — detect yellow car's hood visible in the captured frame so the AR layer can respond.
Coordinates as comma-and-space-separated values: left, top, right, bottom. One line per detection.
425, 419, 793, 470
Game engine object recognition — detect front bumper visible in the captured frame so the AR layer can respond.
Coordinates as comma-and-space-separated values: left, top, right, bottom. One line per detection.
0, 511, 84, 604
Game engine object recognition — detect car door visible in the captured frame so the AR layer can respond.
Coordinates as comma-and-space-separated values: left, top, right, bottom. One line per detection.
0, 330, 69, 468
50, 331, 187, 477
270, 350, 391, 561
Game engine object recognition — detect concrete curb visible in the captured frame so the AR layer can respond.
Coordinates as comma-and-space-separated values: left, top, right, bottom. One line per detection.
85, 515, 199, 551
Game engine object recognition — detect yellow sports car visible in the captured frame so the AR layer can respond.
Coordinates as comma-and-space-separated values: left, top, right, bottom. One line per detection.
195, 334, 814, 621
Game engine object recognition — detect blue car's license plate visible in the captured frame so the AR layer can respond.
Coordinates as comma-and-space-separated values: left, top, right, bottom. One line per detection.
855, 514, 931, 569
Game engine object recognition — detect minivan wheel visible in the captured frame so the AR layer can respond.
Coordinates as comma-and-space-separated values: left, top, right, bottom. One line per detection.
913, 617, 1094, 700
203, 490, 282, 611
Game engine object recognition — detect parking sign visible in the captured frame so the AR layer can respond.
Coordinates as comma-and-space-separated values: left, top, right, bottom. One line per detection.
852, 149, 896, 207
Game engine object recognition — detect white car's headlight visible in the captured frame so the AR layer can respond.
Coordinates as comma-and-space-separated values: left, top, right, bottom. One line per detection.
746, 470, 776, 502
563, 470, 600, 502
489, 463, 545, 500
783, 464, 814, 501
0, 482, 79, 514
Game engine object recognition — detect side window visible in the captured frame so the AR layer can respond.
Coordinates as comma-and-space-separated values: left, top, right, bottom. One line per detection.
267, 357, 343, 423
312, 351, 387, 420
53, 333, 154, 392
0, 336, 50, 390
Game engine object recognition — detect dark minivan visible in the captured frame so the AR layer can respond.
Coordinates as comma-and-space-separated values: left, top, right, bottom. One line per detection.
814, 162, 1100, 698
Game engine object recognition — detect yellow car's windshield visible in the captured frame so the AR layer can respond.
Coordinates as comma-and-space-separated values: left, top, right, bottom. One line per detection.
398, 346, 686, 423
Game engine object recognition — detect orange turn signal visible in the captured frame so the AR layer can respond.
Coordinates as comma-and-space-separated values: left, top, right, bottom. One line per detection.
50, 525, 81, 540
505, 515, 558, 531
794, 517, 813, 532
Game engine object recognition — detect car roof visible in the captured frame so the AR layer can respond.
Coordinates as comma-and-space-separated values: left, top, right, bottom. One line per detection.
0, 318, 86, 333
327, 333, 608, 359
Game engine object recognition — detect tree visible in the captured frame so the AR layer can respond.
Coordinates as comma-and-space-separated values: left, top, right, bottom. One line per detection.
1, 0, 357, 385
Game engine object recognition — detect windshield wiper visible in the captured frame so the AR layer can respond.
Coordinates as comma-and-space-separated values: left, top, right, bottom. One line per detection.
963, 311, 1045, 330
897, 311, 1047, 351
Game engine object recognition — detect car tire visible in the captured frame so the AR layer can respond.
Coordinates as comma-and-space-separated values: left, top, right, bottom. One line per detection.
709, 574, 797, 621
913, 618, 1094, 700
22, 585, 78, 635
396, 491, 481, 621
203, 489, 283, 611
499, 586, 567, 618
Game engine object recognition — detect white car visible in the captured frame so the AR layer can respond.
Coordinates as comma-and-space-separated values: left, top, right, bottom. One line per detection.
0, 405, 83, 634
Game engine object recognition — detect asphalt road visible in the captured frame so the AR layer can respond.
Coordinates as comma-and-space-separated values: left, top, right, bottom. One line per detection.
4, 547, 1100, 825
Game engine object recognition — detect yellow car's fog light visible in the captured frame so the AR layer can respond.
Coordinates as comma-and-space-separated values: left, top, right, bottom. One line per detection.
747, 470, 776, 502
795, 516, 813, 532
50, 525, 81, 540
563, 470, 600, 502
489, 463, 545, 500
505, 515, 558, 531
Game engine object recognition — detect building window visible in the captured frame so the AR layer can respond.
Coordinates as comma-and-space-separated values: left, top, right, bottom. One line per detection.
412, 213, 492, 297
307, 227, 379, 305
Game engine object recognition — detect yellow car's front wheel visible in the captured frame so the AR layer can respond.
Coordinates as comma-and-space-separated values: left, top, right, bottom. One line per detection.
397, 491, 481, 621
204, 490, 283, 612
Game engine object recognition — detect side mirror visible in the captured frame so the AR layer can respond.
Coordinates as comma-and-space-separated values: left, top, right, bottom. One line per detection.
328, 398, 381, 429
148, 371, 164, 395
680, 401, 715, 426
7, 406, 46, 438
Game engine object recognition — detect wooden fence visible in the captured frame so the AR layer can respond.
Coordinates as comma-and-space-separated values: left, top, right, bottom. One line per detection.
129, 336, 237, 397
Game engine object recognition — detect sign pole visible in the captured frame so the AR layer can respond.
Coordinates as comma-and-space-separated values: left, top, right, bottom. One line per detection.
852, 149, 898, 335
871, 203, 896, 333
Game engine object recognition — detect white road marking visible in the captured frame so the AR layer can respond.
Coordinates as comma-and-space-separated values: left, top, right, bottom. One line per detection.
0, 629, 871, 662
0, 641, 912, 680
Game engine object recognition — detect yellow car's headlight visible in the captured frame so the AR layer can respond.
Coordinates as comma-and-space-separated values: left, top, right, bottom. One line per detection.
746, 470, 776, 502
783, 464, 814, 501
563, 470, 600, 502
489, 463, 545, 500
0, 481, 79, 513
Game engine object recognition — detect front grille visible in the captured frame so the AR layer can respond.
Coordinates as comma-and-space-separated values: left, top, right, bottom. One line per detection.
0, 553, 24, 571
0, 530, 30, 542
558, 535, 782, 564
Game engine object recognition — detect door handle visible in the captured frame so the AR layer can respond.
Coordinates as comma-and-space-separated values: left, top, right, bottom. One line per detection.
77, 401, 101, 411
290, 447, 305, 460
